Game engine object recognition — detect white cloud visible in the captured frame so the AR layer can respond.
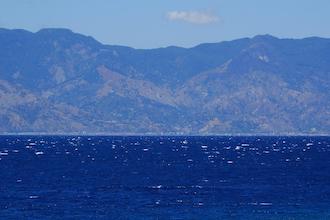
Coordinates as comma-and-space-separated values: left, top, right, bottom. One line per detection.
166, 11, 219, 25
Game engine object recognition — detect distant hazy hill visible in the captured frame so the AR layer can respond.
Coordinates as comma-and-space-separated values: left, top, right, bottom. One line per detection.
0, 28, 329, 134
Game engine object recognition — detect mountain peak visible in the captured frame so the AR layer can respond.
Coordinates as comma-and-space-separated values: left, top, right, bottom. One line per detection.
37, 28, 74, 35
35, 28, 101, 47
252, 34, 278, 41
0, 28, 34, 38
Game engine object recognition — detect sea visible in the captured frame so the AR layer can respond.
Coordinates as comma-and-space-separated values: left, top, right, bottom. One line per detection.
0, 135, 329, 219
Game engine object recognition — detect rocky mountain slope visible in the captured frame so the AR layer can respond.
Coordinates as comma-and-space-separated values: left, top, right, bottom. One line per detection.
0, 28, 329, 134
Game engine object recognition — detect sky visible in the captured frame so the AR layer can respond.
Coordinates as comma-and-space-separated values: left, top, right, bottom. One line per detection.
0, 0, 329, 48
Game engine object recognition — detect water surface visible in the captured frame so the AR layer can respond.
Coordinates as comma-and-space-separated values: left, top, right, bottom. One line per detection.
0, 136, 329, 219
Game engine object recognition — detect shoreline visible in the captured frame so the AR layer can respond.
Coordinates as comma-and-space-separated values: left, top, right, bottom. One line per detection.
0, 133, 329, 137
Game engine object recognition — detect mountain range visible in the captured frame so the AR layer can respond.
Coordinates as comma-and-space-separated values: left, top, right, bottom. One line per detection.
0, 28, 329, 135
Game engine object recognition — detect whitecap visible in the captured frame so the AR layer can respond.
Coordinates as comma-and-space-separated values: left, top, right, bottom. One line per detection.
35, 151, 44, 155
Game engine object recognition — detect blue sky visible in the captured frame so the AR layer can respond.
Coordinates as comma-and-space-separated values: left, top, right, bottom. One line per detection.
0, 0, 329, 48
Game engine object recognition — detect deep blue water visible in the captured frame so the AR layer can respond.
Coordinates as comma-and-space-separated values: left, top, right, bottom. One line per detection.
0, 136, 330, 219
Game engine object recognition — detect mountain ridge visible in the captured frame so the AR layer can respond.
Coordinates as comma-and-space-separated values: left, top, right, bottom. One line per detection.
0, 28, 329, 134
